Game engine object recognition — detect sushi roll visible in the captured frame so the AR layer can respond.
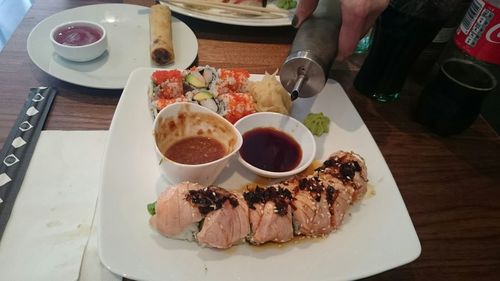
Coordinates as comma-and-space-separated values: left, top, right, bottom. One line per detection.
148, 66, 256, 124
218, 92, 256, 124
147, 151, 369, 249
184, 66, 218, 93
316, 151, 368, 202
151, 69, 184, 100
185, 89, 222, 114
287, 176, 335, 237
316, 174, 353, 230
243, 185, 294, 245
154, 96, 189, 111
191, 186, 250, 249
213, 68, 250, 96
149, 182, 204, 241
149, 69, 186, 114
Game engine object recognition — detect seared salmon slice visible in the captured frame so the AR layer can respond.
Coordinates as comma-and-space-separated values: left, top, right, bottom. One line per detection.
244, 185, 295, 244
149, 182, 203, 240
197, 194, 250, 249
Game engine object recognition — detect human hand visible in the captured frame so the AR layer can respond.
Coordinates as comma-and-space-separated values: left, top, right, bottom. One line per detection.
292, 0, 320, 28
293, 0, 390, 60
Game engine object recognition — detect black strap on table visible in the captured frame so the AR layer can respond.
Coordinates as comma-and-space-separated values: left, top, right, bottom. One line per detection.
0, 87, 57, 241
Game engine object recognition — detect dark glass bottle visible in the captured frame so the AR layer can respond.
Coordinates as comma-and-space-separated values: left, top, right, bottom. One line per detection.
354, 0, 462, 102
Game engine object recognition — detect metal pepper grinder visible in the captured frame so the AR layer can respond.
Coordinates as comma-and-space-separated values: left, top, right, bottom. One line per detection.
279, 0, 342, 100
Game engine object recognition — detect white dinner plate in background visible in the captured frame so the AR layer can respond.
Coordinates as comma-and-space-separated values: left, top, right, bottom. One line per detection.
27, 4, 198, 89
162, 0, 294, 26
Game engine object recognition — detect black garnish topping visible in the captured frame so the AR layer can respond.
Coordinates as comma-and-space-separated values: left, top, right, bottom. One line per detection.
243, 186, 293, 216
323, 159, 334, 167
353, 161, 361, 171
186, 186, 239, 215
229, 197, 239, 208
299, 178, 308, 190
315, 155, 363, 185
339, 161, 361, 180
326, 185, 338, 205
295, 177, 325, 202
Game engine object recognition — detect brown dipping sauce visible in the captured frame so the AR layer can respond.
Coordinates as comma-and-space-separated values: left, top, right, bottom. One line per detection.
240, 127, 302, 172
165, 136, 226, 165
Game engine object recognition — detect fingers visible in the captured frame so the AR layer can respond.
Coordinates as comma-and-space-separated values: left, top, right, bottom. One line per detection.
336, 0, 389, 60
337, 24, 365, 61
336, 1, 365, 60
292, 0, 319, 28
291, 0, 389, 59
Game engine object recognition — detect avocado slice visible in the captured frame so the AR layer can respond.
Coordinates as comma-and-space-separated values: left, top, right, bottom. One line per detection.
185, 73, 206, 88
193, 91, 213, 101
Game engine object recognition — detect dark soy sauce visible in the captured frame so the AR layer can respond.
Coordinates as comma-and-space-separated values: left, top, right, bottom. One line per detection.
240, 127, 302, 172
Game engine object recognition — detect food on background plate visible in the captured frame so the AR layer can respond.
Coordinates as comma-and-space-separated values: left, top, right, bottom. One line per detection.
205, 0, 297, 10
148, 151, 368, 249
248, 71, 292, 115
276, 0, 297, 9
149, 66, 256, 123
303, 112, 331, 136
150, 4, 175, 65
225, 0, 267, 7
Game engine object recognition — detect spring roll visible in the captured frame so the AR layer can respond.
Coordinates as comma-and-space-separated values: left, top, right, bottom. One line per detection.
150, 4, 175, 66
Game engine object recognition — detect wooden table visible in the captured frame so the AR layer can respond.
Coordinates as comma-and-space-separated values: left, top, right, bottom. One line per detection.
1, 1, 499, 280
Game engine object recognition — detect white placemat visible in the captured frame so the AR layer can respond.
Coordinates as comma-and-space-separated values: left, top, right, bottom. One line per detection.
79, 214, 121, 281
0, 130, 117, 281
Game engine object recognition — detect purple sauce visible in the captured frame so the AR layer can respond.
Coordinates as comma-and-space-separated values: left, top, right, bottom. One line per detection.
54, 24, 102, 46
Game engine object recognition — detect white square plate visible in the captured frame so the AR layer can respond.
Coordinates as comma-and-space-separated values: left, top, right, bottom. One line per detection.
98, 68, 421, 281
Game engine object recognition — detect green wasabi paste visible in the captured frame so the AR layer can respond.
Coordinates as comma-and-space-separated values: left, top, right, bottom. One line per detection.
277, 0, 297, 10
303, 112, 330, 136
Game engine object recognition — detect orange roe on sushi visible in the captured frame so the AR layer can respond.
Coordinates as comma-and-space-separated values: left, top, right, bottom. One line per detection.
151, 70, 183, 84
221, 92, 256, 124
155, 97, 188, 110
217, 69, 250, 94
152, 70, 184, 100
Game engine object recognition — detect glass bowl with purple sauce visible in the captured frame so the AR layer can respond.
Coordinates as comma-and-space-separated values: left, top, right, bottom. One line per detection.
50, 21, 107, 62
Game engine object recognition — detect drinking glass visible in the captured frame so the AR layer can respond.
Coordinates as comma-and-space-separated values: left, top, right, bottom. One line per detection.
354, 29, 372, 54
415, 58, 497, 136
353, 0, 462, 102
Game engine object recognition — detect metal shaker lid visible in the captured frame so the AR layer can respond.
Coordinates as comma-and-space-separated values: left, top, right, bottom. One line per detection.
279, 50, 327, 100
